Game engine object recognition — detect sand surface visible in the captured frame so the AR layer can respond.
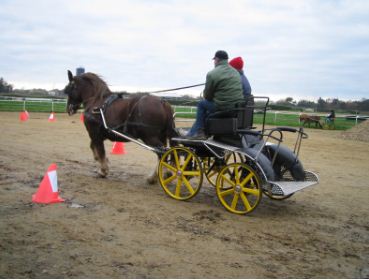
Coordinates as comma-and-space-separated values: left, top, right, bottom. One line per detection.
0, 112, 368, 278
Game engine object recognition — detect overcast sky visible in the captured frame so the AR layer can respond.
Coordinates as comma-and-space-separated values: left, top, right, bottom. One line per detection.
1, 0, 368, 101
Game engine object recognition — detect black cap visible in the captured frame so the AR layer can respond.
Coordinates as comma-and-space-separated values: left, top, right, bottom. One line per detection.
213, 50, 229, 60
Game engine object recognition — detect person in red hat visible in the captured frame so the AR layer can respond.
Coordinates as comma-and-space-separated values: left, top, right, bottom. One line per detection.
229, 56, 254, 127
229, 56, 252, 98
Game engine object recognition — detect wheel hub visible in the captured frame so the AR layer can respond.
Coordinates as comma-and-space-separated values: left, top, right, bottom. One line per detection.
234, 185, 242, 194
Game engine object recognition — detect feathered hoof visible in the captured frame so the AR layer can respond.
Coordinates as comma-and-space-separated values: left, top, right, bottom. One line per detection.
97, 169, 108, 178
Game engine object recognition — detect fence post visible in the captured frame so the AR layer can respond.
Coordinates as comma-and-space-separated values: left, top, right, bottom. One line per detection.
51, 100, 54, 112
23, 100, 26, 111
274, 111, 278, 124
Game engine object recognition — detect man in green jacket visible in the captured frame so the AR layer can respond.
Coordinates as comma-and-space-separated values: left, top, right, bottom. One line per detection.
186, 50, 244, 138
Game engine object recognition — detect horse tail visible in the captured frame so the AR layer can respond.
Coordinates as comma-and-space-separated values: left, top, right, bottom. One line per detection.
162, 100, 178, 142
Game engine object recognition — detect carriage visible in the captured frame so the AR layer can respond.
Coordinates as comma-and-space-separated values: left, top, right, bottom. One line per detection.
65, 71, 319, 216
100, 95, 319, 216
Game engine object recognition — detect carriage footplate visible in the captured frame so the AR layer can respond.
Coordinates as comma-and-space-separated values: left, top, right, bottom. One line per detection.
267, 170, 319, 196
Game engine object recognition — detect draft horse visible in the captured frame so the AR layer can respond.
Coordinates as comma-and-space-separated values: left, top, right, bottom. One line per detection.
299, 113, 323, 128
64, 70, 177, 183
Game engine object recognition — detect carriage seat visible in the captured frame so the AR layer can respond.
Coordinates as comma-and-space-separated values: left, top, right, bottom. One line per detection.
205, 97, 254, 136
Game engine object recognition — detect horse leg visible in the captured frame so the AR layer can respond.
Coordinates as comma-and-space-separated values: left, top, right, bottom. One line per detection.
90, 140, 109, 177
147, 154, 173, 185
146, 154, 160, 185
144, 136, 166, 185
90, 141, 99, 161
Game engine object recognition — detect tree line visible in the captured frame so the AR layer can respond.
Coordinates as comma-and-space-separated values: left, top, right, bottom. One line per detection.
0, 77, 13, 93
275, 97, 369, 113
165, 95, 369, 113
1, 77, 368, 113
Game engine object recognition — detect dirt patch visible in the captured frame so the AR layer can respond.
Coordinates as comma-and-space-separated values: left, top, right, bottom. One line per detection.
341, 120, 369, 142
0, 112, 368, 278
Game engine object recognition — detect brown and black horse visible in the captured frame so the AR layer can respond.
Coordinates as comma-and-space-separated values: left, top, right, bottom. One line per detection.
64, 70, 177, 183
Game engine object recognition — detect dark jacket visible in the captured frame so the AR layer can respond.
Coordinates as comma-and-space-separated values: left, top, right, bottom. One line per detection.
203, 60, 244, 111
239, 70, 252, 97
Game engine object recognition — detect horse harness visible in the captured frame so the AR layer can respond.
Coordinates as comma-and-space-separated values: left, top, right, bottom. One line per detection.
88, 93, 165, 133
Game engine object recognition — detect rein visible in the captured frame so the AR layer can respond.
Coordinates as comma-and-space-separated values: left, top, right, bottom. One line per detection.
147, 83, 205, 94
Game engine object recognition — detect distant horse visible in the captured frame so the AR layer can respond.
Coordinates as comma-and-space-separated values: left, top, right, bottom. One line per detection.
64, 70, 177, 183
299, 113, 323, 128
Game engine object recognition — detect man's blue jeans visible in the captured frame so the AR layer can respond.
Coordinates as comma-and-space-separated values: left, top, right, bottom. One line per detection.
187, 99, 216, 136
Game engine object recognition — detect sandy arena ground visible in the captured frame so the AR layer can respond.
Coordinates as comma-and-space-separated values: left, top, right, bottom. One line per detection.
0, 112, 368, 278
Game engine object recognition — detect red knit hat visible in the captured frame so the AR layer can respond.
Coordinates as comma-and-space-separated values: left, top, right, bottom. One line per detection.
229, 57, 244, 70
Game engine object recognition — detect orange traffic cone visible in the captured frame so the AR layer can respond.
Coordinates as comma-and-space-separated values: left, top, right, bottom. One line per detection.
32, 163, 64, 204
111, 142, 126, 155
19, 111, 29, 121
80, 113, 84, 122
48, 112, 56, 122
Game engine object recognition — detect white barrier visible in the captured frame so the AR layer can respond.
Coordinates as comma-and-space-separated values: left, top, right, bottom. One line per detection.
0, 98, 67, 112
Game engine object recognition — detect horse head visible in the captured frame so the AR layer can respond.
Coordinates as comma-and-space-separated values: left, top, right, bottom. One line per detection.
64, 70, 83, 115
64, 70, 111, 115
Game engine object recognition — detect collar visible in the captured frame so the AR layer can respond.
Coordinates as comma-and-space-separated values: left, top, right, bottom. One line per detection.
215, 60, 228, 67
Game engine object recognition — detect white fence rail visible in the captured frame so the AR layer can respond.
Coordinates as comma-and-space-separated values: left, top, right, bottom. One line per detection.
0, 97, 199, 114
2, 97, 361, 127
0, 97, 67, 112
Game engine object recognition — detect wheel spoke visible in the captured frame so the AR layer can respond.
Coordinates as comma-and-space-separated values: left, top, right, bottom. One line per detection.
208, 160, 216, 169
231, 193, 239, 210
183, 170, 201, 176
161, 161, 177, 172
173, 150, 180, 169
234, 166, 240, 184
219, 188, 234, 197
182, 177, 195, 195
224, 154, 232, 164
162, 174, 176, 185
182, 153, 193, 170
221, 174, 236, 187
231, 153, 237, 163
240, 192, 252, 211
175, 177, 182, 196
206, 169, 218, 178
240, 173, 253, 187
225, 168, 234, 179
242, 187, 260, 196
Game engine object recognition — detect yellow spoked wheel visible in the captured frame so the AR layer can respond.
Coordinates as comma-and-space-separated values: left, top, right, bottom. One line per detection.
205, 153, 244, 187
158, 147, 203, 200
216, 163, 262, 215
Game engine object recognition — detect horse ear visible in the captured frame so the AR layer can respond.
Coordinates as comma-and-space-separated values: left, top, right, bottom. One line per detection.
67, 70, 74, 82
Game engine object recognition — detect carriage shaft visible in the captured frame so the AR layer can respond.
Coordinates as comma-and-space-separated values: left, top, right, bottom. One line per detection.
99, 108, 160, 154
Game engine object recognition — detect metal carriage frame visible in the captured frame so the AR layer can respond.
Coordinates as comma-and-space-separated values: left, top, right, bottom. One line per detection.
100, 96, 319, 216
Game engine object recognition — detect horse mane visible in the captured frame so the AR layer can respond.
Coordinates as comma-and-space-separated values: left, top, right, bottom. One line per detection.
80, 73, 112, 104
